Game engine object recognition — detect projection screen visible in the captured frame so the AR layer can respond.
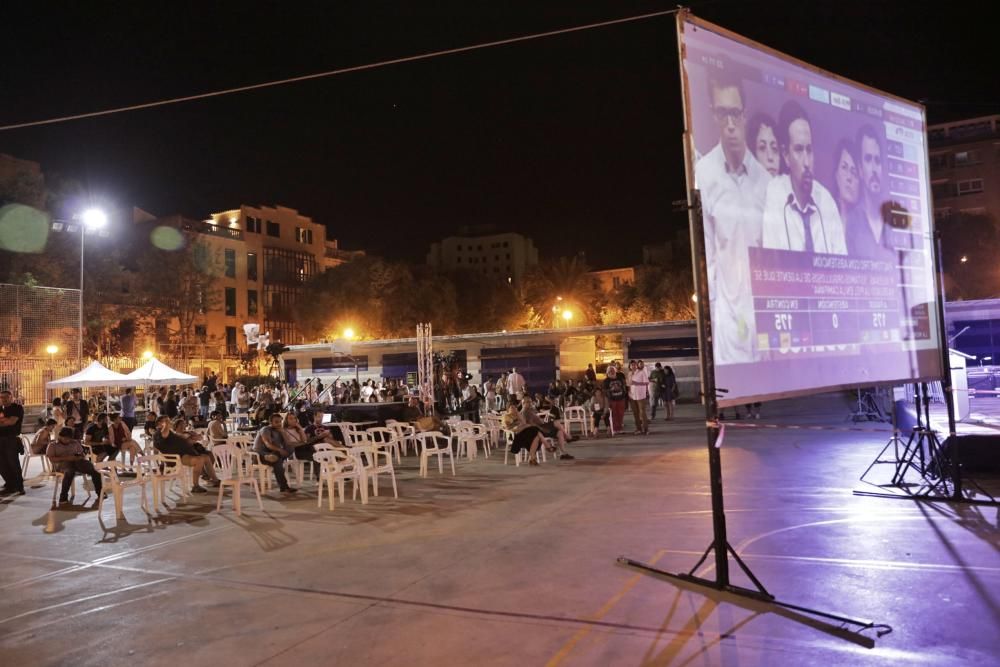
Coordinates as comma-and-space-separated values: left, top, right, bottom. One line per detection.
678, 14, 943, 406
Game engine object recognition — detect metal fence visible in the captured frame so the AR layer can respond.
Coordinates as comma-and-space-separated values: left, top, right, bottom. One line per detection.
0, 283, 81, 405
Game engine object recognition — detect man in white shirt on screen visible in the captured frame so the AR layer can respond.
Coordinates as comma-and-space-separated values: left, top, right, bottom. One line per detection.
762, 100, 846, 254
694, 69, 770, 365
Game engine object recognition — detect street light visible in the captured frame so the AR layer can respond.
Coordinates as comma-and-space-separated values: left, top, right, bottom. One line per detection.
78, 207, 107, 368
142, 349, 154, 360
343, 327, 356, 340
562, 309, 573, 323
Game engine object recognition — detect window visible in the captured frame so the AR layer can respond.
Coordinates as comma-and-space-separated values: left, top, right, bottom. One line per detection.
503, 241, 509, 248
248, 289, 258, 316
954, 150, 982, 166
613, 277, 622, 288
225, 287, 236, 316
929, 153, 950, 170
266, 221, 280, 237
247, 252, 258, 281
957, 178, 984, 195
295, 227, 313, 244
247, 216, 263, 233
225, 326, 238, 355
477, 245, 482, 251
506, 253, 511, 259
224, 249, 236, 278
194, 325, 207, 342
932, 181, 956, 200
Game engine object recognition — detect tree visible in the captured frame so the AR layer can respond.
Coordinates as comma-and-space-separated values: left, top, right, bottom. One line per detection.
134, 236, 224, 358
522, 256, 605, 327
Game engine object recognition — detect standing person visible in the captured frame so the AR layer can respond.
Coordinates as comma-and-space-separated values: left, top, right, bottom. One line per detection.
662, 366, 678, 421
0, 390, 26, 496
51, 396, 67, 428
507, 368, 526, 402
496, 373, 508, 410
67, 388, 89, 425
628, 360, 651, 435
602, 366, 628, 436
584, 363, 597, 387
649, 363, 666, 419
120, 387, 137, 432
198, 385, 211, 419
46, 427, 103, 504
163, 390, 179, 419
694, 69, 770, 364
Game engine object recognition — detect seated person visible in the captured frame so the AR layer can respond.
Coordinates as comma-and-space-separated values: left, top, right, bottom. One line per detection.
84, 413, 119, 461
143, 411, 158, 437
46, 427, 103, 504
109, 413, 142, 464
171, 417, 203, 443
152, 416, 220, 494
304, 410, 339, 446
590, 388, 610, 437
206, 411, 229, 445
32, 418, 58, 455
402, 396, 424, 423
282, 411, 316, 466
64, 415, 84, 441
521, 397, 574, 459
253, 413, 297, 494
500, 403, 545, 466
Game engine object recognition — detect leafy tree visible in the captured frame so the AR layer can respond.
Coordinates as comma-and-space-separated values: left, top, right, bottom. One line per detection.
937, 212, 999, 300
522, 256, 604, 326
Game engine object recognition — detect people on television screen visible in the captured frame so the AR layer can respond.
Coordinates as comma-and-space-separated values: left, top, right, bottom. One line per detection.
846, 125, 895, 259
694, 69, 769, 364
747, 112, 780, 177
762, 100, 846, 254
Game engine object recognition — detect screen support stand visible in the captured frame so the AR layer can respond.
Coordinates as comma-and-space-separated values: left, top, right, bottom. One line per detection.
618, 186, 888, 646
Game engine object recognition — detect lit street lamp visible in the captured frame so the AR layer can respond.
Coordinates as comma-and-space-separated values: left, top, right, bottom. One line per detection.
343, 327, 356, 340
142, 349, 154, 360
78, 208, 107, 367
562, 309, 573, 324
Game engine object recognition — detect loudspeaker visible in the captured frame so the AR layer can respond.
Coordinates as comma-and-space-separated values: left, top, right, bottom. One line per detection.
940, 434, 1000, 474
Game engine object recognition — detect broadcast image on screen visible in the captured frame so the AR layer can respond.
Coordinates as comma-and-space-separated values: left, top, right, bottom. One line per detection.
679, 17, 943, 406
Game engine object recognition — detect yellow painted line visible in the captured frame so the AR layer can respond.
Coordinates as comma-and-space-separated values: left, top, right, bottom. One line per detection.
545, 548, 668, 667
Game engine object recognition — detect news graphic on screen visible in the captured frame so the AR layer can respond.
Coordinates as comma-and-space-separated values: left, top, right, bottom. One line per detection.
679, 16, 943, 405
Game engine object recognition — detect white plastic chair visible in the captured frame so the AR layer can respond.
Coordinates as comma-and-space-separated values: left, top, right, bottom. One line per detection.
96, 459, 151, 519
366, 427, 402, 464
563, 406, 590, 438
313, 449, 366, 510
386, 422, 418, 456
351, 440, 398, 498
213, 444, 263, 515
20, 434, 49, 476
41, 455, 80, 506
455, 423, 490, 459
417, 431, 455, 477
147, 453, 188, 510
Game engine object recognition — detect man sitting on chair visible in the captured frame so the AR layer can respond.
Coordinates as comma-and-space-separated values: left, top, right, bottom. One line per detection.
253, 413, 297, 495
47, 427, 102, 505
153, 416, 220, 494
84, 413, 119, 462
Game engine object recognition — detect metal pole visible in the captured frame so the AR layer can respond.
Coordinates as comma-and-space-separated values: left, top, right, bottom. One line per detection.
79, 224, 85, 369
933, 232, 961, 498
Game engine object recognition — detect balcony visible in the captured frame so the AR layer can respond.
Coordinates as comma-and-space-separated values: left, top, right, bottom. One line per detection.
198, 222, 244, 241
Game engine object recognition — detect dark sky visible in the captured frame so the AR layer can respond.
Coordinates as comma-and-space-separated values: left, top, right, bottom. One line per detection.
2, 1, 997, 268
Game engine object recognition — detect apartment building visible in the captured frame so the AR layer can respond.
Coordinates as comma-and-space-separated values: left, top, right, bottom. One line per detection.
929, 115, 1000, 222
426, 228, 539, 285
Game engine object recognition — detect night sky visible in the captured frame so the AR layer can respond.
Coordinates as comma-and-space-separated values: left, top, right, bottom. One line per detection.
2, 1, 997, 268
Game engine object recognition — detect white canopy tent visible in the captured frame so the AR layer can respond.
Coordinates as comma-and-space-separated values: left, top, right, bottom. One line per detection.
122, 358, 199, 386
46, 360, 129, 388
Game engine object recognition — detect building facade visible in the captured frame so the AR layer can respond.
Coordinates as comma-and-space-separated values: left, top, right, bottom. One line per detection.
426, 229, 538, 285
588, 267, 636, 293
929, 115, 1000, 222
207, 205, 344, 346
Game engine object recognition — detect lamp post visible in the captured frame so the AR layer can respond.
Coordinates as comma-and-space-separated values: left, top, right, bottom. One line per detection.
78, 208, 107, 368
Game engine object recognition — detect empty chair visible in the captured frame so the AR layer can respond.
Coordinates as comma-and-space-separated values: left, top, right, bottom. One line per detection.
213, 444, 263, 515
313, 449, 366, 510
366, 427, 402, 464
147, 453, 188, 510
455, 423, 490, 459
562, 406, 590, 439
96, 459, 151, 519
386, 422, 418, 456
20, 434, 49, 477
417, 431, 455, 477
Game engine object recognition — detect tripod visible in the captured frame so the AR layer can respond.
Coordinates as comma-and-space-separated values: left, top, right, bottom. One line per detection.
847, 387, 885, 422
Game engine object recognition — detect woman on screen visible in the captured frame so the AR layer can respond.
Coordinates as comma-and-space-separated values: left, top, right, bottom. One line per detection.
747, 112, 780, 177
831, 138, 861, 223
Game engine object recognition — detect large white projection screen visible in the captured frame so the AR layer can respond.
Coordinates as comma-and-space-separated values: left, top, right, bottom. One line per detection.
679, 16, 943, 406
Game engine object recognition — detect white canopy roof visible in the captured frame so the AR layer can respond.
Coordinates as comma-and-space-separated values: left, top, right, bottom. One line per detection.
122, 358, 199, 385
46, 360, 130, 388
